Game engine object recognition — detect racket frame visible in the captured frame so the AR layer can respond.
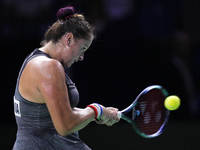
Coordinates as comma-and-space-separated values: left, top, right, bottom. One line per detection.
118, 85, 170, 138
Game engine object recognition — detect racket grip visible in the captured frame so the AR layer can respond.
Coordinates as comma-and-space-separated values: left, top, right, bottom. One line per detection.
117, 111, 122, 118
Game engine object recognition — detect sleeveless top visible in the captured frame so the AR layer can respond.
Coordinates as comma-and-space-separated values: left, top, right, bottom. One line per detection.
13, 49, 91, 150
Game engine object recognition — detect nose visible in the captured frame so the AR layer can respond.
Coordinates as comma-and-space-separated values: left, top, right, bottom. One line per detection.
79, 53, 84, 61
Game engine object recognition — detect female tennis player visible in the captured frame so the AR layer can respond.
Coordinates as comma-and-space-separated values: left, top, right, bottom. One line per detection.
13, 6, 119, 150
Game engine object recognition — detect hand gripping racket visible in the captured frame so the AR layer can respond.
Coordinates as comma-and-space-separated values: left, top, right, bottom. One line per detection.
117, 85, 170, 138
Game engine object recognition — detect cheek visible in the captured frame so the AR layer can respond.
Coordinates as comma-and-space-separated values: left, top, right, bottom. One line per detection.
73, 48, 82, 58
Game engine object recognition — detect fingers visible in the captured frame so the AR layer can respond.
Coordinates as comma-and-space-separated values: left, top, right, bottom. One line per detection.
106, 109, 120, 126
106, 107, 119, 112
95, 107, 120, 126
95, 118, 116, 126
106, 107, 120, 122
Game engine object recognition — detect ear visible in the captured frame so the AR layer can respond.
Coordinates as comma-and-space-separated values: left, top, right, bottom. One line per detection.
65, 33, 74, 46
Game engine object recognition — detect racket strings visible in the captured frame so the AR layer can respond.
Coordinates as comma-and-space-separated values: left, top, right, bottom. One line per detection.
134, 89, 167, 135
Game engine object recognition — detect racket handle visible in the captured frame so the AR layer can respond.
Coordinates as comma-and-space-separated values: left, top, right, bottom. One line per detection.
117, 111, 122, 118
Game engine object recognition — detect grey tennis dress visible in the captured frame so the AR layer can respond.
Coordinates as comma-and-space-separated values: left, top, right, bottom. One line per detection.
13, 49, 91, 150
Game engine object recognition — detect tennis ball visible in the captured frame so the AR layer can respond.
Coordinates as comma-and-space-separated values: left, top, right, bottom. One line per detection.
164, 95, 180, 111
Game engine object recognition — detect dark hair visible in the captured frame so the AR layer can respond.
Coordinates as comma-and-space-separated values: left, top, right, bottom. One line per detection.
41, 6, 95, 46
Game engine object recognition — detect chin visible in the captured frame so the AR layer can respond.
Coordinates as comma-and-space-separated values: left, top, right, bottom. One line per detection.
66, 63, 73, 68
65, 65, 71, 68
62, 62, 72, 68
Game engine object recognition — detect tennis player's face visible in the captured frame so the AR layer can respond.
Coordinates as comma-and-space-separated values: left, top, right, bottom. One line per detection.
65, 35, 93, 68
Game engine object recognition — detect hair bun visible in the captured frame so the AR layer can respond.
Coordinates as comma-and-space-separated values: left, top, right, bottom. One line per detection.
57, 6, 74, 20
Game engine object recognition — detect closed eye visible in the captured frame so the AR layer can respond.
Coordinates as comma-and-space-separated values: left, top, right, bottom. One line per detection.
82, 47, 87, 51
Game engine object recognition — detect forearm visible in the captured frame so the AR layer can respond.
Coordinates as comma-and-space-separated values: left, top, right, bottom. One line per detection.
53, 106, 119, 136
73, 107, 84, 111
60, 107, 95, 136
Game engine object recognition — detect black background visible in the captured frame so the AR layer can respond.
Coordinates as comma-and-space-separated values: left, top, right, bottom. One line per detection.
1, 0, 200, 149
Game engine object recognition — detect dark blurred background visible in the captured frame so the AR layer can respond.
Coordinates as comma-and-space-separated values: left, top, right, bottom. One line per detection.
1, 0, 200, 149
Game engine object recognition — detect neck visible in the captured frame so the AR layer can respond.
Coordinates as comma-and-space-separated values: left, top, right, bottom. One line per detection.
39, 41, 64, 60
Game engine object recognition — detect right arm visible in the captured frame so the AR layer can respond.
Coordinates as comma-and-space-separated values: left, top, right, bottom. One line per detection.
37, 60, 119, 136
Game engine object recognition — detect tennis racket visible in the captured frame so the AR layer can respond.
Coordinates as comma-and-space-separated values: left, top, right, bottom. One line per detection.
118, 85, 170, 138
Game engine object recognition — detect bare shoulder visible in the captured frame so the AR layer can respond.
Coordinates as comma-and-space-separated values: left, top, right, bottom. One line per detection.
30, 56, 66, 90
30, 56, 64, 76
19, 56, 66, 103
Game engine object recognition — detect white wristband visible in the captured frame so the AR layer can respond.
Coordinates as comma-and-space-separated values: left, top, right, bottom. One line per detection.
89, 103, 103, 119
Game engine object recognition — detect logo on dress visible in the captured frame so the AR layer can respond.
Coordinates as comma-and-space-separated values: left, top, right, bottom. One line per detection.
14, 97, 21, 117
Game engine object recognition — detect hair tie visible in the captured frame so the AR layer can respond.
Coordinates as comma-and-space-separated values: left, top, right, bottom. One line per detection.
65, 15, 73, 20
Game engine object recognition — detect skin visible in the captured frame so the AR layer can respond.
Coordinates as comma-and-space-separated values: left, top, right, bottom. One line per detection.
19, 33, 120, 136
